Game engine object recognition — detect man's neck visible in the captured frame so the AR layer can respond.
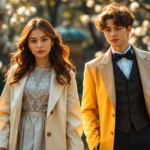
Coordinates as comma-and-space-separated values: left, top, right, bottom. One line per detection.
112, 43, 130, 53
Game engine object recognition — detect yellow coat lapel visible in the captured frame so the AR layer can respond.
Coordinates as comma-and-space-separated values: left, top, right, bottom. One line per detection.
98, 48, 116, 111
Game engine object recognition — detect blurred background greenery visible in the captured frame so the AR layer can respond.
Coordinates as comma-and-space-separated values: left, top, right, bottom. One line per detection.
0, 0, 150, 149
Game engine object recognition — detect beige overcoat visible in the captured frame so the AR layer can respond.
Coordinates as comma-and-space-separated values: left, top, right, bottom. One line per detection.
0, 66, 83, 150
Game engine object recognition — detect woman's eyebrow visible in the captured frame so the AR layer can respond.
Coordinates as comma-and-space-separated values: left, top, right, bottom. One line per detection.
29, 35, 48, 39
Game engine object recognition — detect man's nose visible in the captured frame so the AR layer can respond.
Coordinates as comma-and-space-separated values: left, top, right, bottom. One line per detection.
111, 30, 116, 36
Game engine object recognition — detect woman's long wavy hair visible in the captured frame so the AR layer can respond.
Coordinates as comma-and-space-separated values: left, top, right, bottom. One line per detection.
5, 17, 76, 86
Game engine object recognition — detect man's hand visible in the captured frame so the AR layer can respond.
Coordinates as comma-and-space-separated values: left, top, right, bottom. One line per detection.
0, 148, 6, 150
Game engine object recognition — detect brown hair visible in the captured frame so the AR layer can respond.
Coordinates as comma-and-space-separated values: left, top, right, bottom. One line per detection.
95, 2, 135, 31
5, 17, 76, 86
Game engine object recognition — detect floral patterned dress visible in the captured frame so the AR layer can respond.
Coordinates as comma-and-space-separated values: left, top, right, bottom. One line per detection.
17, 68, 51, 150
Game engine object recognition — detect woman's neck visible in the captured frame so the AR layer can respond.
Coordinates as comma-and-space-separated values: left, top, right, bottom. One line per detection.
35, 57, 51, 69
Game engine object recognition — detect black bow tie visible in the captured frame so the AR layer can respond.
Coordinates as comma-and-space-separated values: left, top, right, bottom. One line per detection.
113, 49, 134, 62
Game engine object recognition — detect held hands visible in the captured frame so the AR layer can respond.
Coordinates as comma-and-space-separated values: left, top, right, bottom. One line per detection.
0, 148, 6, 150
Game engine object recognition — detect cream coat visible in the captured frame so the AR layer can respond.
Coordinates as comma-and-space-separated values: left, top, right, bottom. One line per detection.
82, 45, 150, 150
0, 66, 83, 150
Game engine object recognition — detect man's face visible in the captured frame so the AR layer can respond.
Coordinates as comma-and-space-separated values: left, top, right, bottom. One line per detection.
103, 18, 131, 51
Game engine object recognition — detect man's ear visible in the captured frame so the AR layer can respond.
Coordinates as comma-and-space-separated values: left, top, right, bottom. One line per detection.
127, 25, 132, 36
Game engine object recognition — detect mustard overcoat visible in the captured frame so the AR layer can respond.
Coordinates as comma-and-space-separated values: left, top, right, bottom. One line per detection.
82, 45, 150, 150
0, 66, 83, 150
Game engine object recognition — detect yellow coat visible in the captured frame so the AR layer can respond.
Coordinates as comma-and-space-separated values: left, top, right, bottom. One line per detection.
0, 66, 83, 150
81, 45, 150, 150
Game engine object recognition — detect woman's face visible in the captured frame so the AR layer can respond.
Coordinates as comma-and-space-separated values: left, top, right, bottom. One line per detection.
28, 28, 54, 60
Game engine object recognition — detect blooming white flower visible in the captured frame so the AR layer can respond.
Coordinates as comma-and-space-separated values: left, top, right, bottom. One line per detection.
135, 27, 146, 36
129, 36, 137, 45
20, 16, 25, 22
130, 2, 140, 12
148, 45, 150, 51
10, 17, 17, 23
81, 14, 90, 24
0, 61, 3, 69
17, 6, 26, 15
133, 20, 139, 27
86, 0, 95, 8
142, 20, 150, 28
1, 24, 8, 30
10, 17, 19, 26
25, 9, 31, 16
6, 4, 12, 10
142, 35, 150, 45
142, 26, 149, 32
29, 6, 37, 15
94, 4, 102, 13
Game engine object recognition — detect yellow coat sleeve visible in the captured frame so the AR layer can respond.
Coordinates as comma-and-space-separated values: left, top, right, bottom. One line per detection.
66, 70, 84, 150
0, 68, 13, 149
82, 64, 100, 150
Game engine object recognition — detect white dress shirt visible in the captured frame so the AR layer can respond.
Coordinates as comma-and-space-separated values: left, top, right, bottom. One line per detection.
112, 44, 133, 79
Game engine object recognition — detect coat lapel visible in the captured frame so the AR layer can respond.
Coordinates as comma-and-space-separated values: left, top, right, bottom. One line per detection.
132, 46, 150, 117
47, 69, 65, 118
98, 48, 116, 112
13, 75, 28, 132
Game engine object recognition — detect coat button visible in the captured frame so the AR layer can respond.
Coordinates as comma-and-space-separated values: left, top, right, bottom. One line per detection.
128, 82, 130, 85
47, 132, 51, 137
112, 114, 115, 117
110, 131, 113, 135
50, 110, 53, 114
129, 93, 132, 96
131, 114, 134, 117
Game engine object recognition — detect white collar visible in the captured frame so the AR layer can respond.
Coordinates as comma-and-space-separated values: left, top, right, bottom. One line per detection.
112, 44, 132, 54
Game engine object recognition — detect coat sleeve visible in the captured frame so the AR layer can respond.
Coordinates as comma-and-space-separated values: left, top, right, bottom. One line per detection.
0, 68, 13, 149
66, 70, 84, 150
81, 63, 100, 150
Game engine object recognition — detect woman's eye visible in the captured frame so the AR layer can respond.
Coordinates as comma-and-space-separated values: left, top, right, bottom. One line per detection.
31, 40, 36, 43
43, 38, 47, 41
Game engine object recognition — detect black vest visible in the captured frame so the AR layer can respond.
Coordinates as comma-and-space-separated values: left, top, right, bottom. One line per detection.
113, 54, 150, 133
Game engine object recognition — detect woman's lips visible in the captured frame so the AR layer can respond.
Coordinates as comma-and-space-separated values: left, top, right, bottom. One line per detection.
37, 50, 44, 54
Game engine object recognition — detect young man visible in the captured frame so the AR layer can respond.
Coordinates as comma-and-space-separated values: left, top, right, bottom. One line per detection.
82, 2, 150, 150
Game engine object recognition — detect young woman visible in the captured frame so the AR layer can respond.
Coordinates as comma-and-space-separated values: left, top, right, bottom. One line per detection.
0, 18, 83, 150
